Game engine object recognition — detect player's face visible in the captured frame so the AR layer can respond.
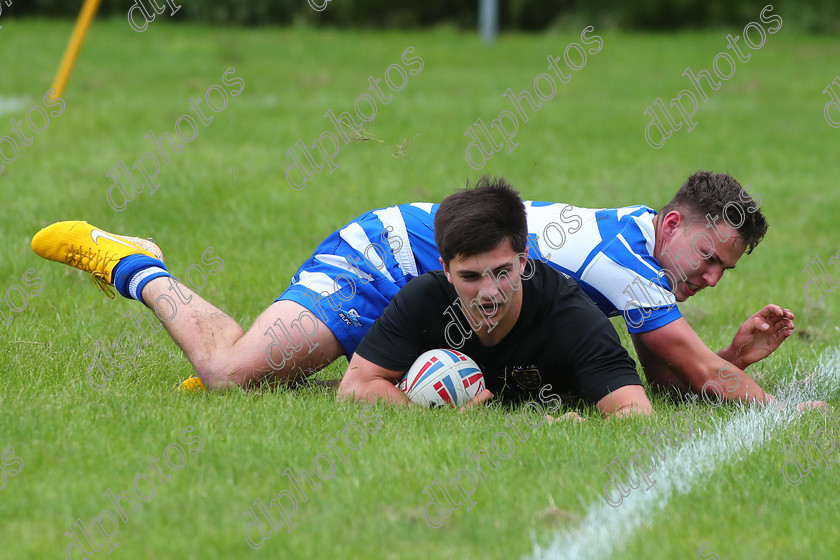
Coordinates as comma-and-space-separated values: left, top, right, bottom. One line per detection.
441, 239, 527, 335
658, 212, 746, 302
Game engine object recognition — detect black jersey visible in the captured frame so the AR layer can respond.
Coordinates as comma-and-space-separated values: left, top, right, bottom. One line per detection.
354, 259, 642, 404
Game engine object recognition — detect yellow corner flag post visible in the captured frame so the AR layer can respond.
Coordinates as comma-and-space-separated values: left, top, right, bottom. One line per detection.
49, 0, 103, 100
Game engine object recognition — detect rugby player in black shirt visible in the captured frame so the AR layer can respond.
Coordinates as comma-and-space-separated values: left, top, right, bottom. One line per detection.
338, 179, 653, 417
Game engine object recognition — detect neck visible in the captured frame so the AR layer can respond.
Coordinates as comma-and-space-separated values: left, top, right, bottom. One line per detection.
652, 212, 664, 262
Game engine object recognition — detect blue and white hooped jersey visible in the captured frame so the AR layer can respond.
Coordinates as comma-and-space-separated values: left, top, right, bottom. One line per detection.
521, 202, 681, 333
386, 201, 681, 333
281, 201, 680, 348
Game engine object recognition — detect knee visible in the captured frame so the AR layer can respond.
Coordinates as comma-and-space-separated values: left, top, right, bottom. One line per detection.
192, 353, 253, 389
197, 369, 242, 390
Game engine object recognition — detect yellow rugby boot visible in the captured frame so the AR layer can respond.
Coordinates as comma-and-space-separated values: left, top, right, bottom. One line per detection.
31, 220, 163, 298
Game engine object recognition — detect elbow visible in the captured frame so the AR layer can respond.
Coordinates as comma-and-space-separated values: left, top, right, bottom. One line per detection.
610, 400, 654, 418
337, 375, 361, 401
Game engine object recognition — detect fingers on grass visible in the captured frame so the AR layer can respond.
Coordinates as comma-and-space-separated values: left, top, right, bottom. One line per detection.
546, 412, 585, 424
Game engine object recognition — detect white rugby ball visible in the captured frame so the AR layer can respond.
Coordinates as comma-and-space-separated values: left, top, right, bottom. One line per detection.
398, 349, 485, 408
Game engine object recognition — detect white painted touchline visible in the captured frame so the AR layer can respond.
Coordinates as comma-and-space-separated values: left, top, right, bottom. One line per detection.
528, 347, 840, 560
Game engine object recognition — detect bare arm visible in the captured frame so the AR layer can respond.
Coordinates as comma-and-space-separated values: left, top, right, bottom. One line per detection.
631, 335, 691, 395
631, 318, 770, 402
339, 351, 648, 415
596, 385, 653, 417
338, 354, 410, 404
338, 353, 494, 407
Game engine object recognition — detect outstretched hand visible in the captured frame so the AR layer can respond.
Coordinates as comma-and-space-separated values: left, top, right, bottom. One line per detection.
728, 305, 795, 368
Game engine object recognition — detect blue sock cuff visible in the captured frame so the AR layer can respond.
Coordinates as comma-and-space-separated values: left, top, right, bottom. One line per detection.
130, 267, 170, 301
113, 255, 170, 300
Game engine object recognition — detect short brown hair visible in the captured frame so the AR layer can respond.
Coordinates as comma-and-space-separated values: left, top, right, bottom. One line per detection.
434, 176, 527, 265
660, 171, 768, 254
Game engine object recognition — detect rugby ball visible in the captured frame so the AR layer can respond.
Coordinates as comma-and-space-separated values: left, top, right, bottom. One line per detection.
398, 349, 485, 408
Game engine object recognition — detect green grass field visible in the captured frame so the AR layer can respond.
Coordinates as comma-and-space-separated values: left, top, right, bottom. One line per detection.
2, 17, 840, 560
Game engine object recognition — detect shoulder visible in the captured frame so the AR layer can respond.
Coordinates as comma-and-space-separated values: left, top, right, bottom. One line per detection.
404, 269, 448, 289
395, 202, 439, 224
392, 270, 452, 305
525, 259, 578, 293
584, 206, 663, 287
596, 205, 657, 246
526, 261, 606, 320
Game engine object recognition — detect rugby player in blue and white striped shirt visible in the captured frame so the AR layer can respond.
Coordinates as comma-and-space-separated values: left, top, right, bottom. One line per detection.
32, 171, 792, 404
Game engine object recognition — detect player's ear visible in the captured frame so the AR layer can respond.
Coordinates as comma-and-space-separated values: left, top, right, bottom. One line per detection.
440, 257, 452, 281
515, 250, 528, 273
660, 211, 683, 239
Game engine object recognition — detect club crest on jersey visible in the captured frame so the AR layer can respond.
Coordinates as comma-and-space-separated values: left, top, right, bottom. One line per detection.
510, 366, 542, 389
338, 308, 362, 328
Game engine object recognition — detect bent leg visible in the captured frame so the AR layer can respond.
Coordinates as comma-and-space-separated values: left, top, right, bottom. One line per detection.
141, 277, 345, 389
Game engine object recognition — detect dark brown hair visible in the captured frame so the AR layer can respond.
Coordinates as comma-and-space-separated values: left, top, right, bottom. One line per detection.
434, 176, 527, 265
660, 171, 768, 254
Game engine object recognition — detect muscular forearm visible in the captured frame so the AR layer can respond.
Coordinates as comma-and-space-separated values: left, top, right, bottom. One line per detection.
338, 376, 410, 404
633, 321, 771, 404
641, 361, 692, 394
673, 359, 769, 403
338, 354, 410, 404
